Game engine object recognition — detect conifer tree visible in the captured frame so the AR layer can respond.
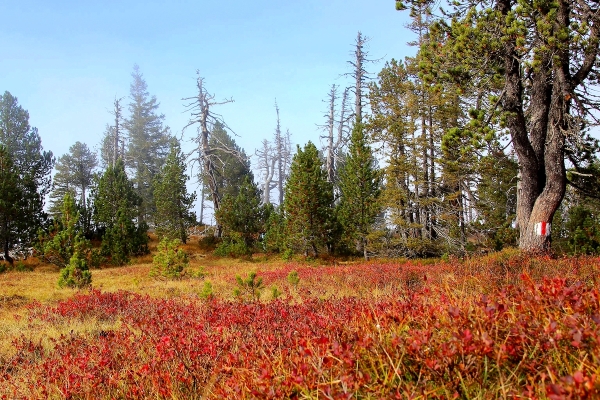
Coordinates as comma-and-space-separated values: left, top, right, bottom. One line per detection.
49, 141, 97, 219
338, 123, 381, 260
38, 192, 90, 268
93, 160, 148, 265
124, 65, 171, 224
207, 122, 252, 201
215, 175, 266, 256
153, 141, 197, 244
0, 145, 24, 264
284, 142, 334, 256
395, 0, 600, 253
0, 92, 54, 255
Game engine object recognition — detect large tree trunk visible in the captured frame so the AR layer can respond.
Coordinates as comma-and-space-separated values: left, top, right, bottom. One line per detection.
3, 237, 13, 265
497, 0, 595, 253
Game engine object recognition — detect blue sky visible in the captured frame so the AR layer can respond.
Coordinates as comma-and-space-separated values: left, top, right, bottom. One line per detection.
1, 0, 413, 167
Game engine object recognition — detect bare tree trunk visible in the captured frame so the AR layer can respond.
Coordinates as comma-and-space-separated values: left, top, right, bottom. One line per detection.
325, 85, 337, 183
353, 32, 367, 123
182, 73, 234, 236
275, 129, 292, 205
256, 139, 276, 204
199, 183, 205, 225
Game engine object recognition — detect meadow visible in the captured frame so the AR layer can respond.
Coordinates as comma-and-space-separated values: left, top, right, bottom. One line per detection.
0, 239, 599, 399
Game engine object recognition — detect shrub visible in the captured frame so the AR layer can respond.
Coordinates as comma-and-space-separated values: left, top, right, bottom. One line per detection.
150, 238, 188, 279
287, 270, 300, 288
271, 286, 282, 299
58, 250, 92, 289
214, 234, 252, 258
199, 281, 213, 300
234, 271, 264, 301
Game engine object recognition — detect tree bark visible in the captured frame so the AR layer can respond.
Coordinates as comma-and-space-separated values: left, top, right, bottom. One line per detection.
497, 0, 599, 253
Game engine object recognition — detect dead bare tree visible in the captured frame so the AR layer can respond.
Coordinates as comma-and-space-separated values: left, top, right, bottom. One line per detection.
275, 128, 292, 205
256, 138, 277, 204
320, 84, 351, 185
256, 101, 293, 205
346, 31, 377, 123
182, 72, 235, 234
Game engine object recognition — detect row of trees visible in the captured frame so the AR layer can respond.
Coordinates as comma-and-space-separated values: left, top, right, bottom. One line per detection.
2, 0, 599, 264
213, 122, 380, 260
0, 65, 199, 275
214, 0, 600, 257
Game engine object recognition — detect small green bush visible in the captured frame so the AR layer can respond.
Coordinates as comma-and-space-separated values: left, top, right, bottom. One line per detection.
234, 271, 264, 301
150, 238, 188, 279
271, 286, 282, 299
200, 281, 213, 300
287, 270, 300, 288
281, 248, 294, 261
214, 235, 252, 258
58, 251, 92, 289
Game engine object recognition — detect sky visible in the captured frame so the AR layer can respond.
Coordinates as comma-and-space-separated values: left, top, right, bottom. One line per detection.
1, 0, 413, 163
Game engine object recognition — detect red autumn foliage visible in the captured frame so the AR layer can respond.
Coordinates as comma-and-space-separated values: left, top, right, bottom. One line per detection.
1, 255, 599, 398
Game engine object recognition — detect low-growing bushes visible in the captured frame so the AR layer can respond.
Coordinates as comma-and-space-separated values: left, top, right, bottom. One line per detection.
1, 253, 599, 398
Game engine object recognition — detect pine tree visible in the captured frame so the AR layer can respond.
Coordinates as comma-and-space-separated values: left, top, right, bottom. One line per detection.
395, 0, 600, 253
338, 123, 381, 260
49, 141, 97, 219
38, 192, 91, 268
0, 92, 54, 255
153, 141, 197, 244
284, 142, 334, 256
0, 145, 24, 264
124, 65, 171, 224
207, 122, 252, 201
93, 160, 148, 265
215, 175, 266, 256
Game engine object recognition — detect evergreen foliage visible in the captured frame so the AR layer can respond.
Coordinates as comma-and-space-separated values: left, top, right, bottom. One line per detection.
124, 65, 171, 224
0, 145, 24, 264
94, 160, 148, 266
0, 91, 54, 258
57, 248, 92, 289
214, 175, 266, 257
284, 142, 334, 256
234, 271, 264, 301
263, 204, 286, 253
153, 141, 196, 244
150, 238, 188, 279
38, 193, 91, 268
338, 123, 381, 260
49, 142, 97, 218
565, 206, 600, 255
206, 122, 253, 201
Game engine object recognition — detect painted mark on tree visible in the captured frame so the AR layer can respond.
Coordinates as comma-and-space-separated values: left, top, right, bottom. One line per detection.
535, 222, 550, 236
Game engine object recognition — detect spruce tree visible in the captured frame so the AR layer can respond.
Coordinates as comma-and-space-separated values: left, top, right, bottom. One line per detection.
153, 141, 196, 244
338, 123, 381, 260
124, 65, 171, 224
284, 142, 334, 256
93, 160, 148, 265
